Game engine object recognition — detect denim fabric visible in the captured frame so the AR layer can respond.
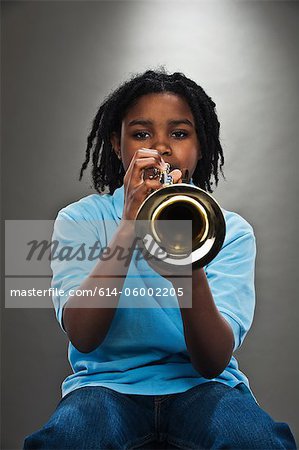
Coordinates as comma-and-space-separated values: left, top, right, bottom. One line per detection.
23, 382, 297, 450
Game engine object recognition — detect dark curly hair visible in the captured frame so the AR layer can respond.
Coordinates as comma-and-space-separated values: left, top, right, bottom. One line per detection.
79, 68, 225, 194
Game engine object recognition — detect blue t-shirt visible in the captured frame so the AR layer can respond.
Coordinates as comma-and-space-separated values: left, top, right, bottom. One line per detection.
51, 183, 258, 403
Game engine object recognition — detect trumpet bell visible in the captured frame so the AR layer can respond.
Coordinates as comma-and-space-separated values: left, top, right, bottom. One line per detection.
135, 183, 226, 273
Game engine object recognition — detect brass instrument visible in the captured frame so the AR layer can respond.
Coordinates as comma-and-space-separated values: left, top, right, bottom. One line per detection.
134, 164, 226, 274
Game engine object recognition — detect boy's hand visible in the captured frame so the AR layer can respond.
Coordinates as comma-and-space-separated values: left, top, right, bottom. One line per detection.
121, 148, 182, 221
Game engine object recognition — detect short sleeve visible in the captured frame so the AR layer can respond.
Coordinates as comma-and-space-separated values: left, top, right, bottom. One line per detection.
205, 218, 257, 352
50, 209, 105, 334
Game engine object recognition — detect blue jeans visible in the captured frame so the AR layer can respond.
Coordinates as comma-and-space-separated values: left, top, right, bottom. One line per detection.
23, 381, 297, 449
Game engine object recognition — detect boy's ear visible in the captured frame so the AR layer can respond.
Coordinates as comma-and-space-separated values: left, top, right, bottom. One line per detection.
110, 132, 121, 159
198, 149, 203, 161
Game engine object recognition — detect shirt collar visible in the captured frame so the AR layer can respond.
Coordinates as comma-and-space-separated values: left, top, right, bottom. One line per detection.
112, 179, 195, 219
113, 184, 125, 219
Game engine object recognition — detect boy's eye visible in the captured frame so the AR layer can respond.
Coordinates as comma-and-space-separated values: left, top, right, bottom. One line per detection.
133, 131, 151, 140
171, 130, 188, 139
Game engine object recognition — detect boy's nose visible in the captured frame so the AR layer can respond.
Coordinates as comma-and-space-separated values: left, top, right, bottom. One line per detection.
154, 143, 172, 156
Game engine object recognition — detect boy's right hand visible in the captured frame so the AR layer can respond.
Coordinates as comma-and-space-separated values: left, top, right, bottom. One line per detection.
121, 148, 182, 221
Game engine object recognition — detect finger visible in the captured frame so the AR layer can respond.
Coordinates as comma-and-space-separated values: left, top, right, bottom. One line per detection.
127, 157, 166, 189
168, 169, 183, 184
131, 178, 165, 205
126, 149, 167, 175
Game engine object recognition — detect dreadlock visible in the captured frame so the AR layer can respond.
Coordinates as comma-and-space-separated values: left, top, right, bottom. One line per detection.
79, 68, 225, 194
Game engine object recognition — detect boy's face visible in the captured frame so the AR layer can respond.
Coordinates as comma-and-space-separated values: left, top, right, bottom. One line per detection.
111, 92, 202, 178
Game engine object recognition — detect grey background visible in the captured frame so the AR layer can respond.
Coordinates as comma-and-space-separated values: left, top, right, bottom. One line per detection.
2, 1, 299, 448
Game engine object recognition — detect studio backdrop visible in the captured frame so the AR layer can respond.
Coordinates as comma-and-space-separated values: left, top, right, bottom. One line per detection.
2, 1, 298, 449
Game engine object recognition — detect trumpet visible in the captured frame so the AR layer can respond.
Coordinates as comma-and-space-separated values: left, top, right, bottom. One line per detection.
134, 164, 226, 274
